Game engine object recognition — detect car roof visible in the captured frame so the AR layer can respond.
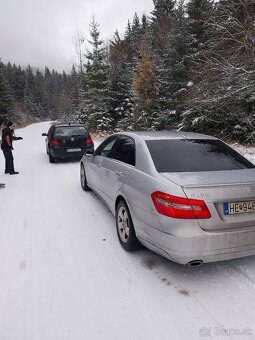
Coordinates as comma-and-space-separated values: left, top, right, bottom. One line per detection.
53, 123, 86, 128
117, 131, 218, 141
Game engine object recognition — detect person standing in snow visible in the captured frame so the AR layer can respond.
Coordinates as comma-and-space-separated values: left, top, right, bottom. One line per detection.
0, 117, 6, 188
1, 121, 23, 175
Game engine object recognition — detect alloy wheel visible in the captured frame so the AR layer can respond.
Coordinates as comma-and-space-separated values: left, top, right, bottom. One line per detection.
117, 206, 130, 243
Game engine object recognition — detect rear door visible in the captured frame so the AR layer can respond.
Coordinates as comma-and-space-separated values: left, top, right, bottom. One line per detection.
100, 136, 135, 208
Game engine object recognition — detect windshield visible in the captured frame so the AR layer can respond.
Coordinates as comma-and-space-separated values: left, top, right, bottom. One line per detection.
54, 126, 87, 137
145, 139, 255, 173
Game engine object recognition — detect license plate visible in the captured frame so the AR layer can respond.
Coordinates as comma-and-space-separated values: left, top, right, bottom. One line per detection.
66, 148, 81, 152
224, 200, 255, 215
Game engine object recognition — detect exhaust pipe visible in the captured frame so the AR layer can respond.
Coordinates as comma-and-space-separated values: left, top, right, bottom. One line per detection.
187, 260, 203, 267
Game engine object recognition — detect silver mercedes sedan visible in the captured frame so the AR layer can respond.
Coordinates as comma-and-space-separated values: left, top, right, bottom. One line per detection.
80, 131, 255, 266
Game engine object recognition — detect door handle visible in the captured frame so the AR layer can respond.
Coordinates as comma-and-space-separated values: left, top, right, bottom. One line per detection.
115, 171, 123, 176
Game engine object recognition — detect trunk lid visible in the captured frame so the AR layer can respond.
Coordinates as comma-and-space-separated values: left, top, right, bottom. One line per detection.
161, 169, 255, 231
56, 135, 88, 148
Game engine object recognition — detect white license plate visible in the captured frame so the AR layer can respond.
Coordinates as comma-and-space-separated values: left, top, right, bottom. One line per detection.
224, 200, 255, 215
66, 148, 82, 152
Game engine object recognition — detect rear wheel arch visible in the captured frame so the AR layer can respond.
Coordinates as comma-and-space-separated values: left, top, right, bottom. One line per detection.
115, 195, 128, 214
115, 195, 135, 221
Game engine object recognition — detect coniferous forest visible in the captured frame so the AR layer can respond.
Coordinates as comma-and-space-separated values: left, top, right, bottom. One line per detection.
0, 0, 255, 143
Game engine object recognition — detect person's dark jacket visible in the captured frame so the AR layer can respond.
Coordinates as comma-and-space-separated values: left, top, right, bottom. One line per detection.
1, 128, 22, 150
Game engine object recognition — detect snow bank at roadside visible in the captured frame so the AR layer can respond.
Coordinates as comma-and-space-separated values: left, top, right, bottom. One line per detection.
231, 143, 255, 165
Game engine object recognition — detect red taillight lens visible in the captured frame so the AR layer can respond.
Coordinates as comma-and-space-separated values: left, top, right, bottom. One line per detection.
86, 136, 93, 144
51, 139, 59, 146
151, 191, 211, 219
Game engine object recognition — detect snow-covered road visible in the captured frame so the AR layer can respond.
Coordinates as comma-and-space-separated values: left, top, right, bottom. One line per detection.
1, 122, 255, 340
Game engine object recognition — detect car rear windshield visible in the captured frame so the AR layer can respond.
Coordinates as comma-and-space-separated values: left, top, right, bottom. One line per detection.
54, 126, 88, 137
145, 139, 255, 172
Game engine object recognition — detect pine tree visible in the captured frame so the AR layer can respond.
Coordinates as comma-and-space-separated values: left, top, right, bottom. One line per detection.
181, 0, 255, 143
151, 0, 176, 57
23, 65, 37, 116
1, 60, 83, 124
12, 65, 25, 102
151, 0, 176, 20
67, 65, 81, 122
44, 66, 54, 117
131, 13, 143, 61
80, 17, 113, 131
0, 61, 13, 122
186, 0, 214, 51
132, 40, 158, 129
154, 0, 192, 130
110, 13, 157, 130
34, 69, 47, 118
123, 20, 134, 64
109, 30, 134, 130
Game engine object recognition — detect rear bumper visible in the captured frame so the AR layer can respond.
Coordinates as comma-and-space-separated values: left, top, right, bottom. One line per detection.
135, 219, 255, 264
50, 146, 93, 159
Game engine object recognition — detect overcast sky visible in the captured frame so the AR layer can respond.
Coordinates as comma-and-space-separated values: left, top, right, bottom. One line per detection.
0, 0, 154, 73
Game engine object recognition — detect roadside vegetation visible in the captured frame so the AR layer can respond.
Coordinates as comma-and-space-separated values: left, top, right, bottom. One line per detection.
0, 0, 254, 143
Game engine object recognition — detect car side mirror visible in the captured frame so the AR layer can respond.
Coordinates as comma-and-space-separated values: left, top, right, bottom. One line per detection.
42, 133, 48, 136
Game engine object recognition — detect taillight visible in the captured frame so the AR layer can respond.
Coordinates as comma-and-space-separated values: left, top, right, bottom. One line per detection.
86, 136, 93, 144
151, 191, 211, 219
51, 139, 59, 146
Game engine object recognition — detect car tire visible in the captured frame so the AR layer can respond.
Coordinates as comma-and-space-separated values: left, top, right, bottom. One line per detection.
49, 153, 55, 163
80, 163, 90, 191
116, 200, 141, 251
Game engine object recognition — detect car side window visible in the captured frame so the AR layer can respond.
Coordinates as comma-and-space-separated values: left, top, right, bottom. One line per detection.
109, 136, 135, 166
95, 136, 118, 157
48, 126, 54, 138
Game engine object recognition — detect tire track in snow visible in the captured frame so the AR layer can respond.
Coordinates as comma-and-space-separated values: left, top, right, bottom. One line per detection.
141, 257, 235, 339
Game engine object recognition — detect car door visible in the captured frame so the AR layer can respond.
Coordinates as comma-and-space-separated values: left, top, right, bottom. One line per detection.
85, 135, 119, 194
100, 136, 136, 211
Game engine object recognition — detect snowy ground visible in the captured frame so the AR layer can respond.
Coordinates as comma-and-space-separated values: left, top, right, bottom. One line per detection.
1, 122, 255, 340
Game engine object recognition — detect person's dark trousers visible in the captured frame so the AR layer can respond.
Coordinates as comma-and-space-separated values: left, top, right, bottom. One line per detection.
2, 149, 14, 173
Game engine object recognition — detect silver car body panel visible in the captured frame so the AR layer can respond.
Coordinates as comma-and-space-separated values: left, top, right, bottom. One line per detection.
161, 169, 255, 232
81, 131, 255, 264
